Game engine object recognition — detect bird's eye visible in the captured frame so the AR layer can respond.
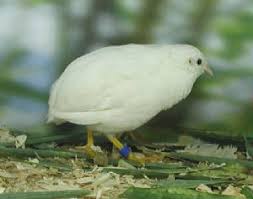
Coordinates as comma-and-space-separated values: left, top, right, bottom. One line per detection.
197, 58, 202, 65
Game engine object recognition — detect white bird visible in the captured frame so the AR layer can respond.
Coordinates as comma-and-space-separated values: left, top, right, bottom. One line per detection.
47, 44, 213, 162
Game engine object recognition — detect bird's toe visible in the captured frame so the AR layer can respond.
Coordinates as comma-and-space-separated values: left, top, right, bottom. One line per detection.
128, 152, 146, 166
76, 145, 102, 158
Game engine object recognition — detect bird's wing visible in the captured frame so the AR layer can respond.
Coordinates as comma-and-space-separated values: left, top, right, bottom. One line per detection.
48, 45, 166, 124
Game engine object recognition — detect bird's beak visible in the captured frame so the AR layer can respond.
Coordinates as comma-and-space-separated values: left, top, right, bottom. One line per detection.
203, 64, 213, 76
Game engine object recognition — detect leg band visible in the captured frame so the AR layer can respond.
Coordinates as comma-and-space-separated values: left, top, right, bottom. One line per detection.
119, 145, 131, 158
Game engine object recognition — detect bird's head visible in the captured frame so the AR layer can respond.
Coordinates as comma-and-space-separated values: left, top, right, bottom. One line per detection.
166, 45, 213, 77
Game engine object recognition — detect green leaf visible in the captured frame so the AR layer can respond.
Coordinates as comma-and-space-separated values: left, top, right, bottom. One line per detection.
241, 187, 253, 199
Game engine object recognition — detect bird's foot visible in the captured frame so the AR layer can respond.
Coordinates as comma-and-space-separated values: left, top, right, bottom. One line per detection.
117, 144, 152, 166
76, 145, 108, 165
76, 144, 102, 158
128, 152, 146, 166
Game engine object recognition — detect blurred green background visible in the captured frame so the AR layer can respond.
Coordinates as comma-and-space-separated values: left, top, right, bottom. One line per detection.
0, 0, 252, 137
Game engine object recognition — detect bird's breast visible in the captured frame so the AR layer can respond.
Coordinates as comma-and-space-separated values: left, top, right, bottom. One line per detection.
162, 77, 195, 111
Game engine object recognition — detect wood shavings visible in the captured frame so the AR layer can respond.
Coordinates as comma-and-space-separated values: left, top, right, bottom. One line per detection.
0, 128, 16, 143
0, 187, 5, 193
28, 158, 40, 164
183, 144, 238, 159
222, 185, 246, 199
0, 128, 27, 148
15, 135, 27, 149
38, 179, 81, 191
196, 184, 213, 193
76, 177, 94, 185
0, 169, 17, 179
96, 188, 103, 199
15, 162, 34, 170
0, 141, 249, 199
91, 145, 103, 153
0, 157, 154, 198
93, 172, 118, 187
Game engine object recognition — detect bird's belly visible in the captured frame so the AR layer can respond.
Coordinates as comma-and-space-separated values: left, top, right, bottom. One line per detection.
88, 107, 158, 134
88, 82, 193, 134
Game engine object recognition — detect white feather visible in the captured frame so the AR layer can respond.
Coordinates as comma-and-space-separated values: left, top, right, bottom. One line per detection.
48, 44, 206, 134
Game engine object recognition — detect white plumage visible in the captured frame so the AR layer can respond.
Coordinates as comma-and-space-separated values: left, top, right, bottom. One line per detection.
48, 44, 212, 134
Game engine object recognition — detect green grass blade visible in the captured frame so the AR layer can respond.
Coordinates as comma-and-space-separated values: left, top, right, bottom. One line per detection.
103, 167, 189, 178
0, 189, 90, 199
155, 179, 230, 188
168, 152, 253, 169
241, 187, 253, 199
120, 187, 241, 199
144, 162, 186, 169
0, 145, 87, 159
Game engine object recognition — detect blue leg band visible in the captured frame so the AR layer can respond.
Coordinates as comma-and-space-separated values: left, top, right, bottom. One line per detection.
119, 145, 131, 158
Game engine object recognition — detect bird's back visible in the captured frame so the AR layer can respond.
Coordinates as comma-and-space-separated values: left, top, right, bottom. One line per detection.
48, 44, 165, 114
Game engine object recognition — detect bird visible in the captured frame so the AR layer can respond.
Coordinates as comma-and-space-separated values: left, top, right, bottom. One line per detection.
47, 44, 213, 163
